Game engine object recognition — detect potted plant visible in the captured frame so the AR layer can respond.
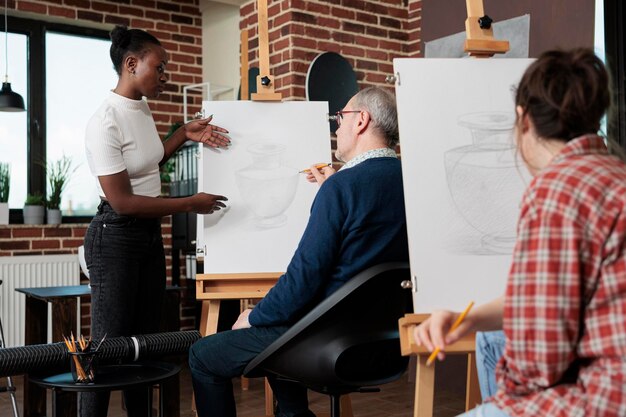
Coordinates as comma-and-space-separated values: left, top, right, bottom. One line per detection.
23, 193, 45, 224
0, 162, 9, 224
160, 159, 175, 197
46, 156, 75, 225
160, 122, 181, 196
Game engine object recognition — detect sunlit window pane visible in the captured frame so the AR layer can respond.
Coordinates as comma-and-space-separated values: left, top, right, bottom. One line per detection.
594, 0, 605, 62
46, 32, 117, 215
0, 32, 27, 209
594, 0, 607, 134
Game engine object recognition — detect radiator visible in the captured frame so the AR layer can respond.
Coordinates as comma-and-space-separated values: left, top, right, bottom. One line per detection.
0, 254, 80, 347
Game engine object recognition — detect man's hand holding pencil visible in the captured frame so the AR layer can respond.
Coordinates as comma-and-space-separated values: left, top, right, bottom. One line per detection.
303, 163, 335, 186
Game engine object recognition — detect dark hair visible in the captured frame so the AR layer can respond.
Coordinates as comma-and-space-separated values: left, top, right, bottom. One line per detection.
109, 25, 161, 75
515, 48, 610, 141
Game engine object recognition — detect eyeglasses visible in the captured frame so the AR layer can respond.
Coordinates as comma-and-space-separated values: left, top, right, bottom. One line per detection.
328, 110, 362, 127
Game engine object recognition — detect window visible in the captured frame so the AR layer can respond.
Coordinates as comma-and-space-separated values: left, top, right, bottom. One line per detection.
46, 32, 117, 215
603, 0, 626, 149
595, 0, 605, 62
0, 32, 27, 209
0, 17, 110, 220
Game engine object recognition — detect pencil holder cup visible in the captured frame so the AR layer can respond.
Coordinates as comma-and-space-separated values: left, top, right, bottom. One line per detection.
69, 351, 98, 383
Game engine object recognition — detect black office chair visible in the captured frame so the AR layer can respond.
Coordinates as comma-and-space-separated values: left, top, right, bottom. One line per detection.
244, 262, 412, 417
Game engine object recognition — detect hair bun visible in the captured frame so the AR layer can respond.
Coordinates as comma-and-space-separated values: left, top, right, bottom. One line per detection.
110, 25, 131, 49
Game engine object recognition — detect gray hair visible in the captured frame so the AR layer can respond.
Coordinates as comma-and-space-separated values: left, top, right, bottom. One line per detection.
353, 86, 399, 147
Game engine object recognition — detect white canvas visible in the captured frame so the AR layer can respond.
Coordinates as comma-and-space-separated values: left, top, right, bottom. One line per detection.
197, 101, 332, 274
394, 58, 534, 313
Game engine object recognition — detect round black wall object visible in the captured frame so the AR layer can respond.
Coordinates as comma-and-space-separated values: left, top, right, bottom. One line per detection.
306, 52, 358, 134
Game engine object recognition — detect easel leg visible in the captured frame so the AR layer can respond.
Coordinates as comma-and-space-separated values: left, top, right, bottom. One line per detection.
414, 355, 435, 417
264, 378, 274, 417
200, 300, 221, 337
340, 395, 354, 417
465, 353, 482, 410
240, 299, 251, 391
194, 300, 221, 414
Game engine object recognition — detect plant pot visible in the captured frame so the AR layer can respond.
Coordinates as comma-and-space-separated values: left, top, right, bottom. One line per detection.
47, 208, 62, 225
0, 202, 8, 225
23, 205, 45, 225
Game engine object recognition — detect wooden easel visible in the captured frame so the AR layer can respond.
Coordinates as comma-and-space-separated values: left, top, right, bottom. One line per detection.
196, 272, 281, 417
250, 0, 282, 101
194, 1, 353, 414
240, 28, 250, 101
397, 2, 509, 416
399, 315, 481, 417
196, 273, 281, 337
464, 0, 509, 57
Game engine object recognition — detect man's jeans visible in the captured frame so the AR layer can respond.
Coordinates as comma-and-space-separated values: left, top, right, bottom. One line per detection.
189, 326, 316, 417
475, 331, 506, 400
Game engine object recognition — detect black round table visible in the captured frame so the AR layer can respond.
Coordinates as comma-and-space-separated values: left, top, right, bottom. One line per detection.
30, 361, 181, 416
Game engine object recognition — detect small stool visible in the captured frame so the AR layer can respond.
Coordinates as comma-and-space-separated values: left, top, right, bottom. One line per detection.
0, 279, 20, 417
30, 361, 180, 417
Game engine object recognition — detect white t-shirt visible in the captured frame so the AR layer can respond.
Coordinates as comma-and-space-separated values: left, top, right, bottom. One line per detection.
85, 91, 164, 198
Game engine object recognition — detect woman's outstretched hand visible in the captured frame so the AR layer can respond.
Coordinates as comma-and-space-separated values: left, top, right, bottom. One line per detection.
185, 115, 230, 148
190, 193, 228, 214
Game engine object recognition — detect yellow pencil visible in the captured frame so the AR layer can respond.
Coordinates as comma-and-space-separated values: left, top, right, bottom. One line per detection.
426, 301, 474, 366
299, 163, 331, 174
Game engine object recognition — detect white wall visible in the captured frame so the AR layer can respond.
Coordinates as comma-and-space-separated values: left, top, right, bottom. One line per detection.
200, 0, 246, 100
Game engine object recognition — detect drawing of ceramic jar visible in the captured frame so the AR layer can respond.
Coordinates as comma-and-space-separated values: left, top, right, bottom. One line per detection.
235, 143, 299, 228
444, 112, 525, 253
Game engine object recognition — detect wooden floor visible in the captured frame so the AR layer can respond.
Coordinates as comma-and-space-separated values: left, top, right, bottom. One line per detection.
0, 360, 467, 417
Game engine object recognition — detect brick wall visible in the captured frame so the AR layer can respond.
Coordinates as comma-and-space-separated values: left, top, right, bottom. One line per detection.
0, 224, 87, 256
407, 0, 423, 57
240, 0, 423, 101
4, 0, 424, 334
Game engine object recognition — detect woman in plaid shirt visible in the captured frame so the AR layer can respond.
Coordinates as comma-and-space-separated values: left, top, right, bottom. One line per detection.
414, 48, 626, 417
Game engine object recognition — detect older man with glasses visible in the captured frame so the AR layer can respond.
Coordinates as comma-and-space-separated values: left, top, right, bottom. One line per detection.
189, 86, 409, 417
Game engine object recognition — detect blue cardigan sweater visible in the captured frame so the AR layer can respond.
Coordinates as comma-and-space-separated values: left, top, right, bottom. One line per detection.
248, 157, 409, 327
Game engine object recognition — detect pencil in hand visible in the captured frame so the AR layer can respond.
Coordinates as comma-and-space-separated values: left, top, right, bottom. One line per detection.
299, 163, 331, 174
426, 301, 474, 366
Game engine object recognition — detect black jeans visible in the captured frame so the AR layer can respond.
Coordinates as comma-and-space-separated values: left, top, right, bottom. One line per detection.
80, 201, 166, 417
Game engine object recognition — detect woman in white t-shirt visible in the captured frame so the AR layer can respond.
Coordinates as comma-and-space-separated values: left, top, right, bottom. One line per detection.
82, 25, 228, 416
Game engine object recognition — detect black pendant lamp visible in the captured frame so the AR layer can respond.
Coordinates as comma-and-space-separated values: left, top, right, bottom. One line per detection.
0, 0, 24, 112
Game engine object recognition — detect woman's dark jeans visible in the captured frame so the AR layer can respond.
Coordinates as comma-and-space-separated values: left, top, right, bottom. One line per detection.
80, 201, 166, 417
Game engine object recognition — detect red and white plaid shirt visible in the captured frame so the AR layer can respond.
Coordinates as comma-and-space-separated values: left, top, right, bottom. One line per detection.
492, 135, 626, 417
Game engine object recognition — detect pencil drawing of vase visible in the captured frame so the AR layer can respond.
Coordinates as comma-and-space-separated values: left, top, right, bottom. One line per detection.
444, 112, 526, 254
235, 143, 299, 228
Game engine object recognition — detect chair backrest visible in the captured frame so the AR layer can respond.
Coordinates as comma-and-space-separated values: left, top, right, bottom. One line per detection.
244, 262, 412, 393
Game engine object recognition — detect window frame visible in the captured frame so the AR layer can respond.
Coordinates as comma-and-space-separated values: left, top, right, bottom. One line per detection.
1, 16, 110, 223
604, 0, 626, 149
